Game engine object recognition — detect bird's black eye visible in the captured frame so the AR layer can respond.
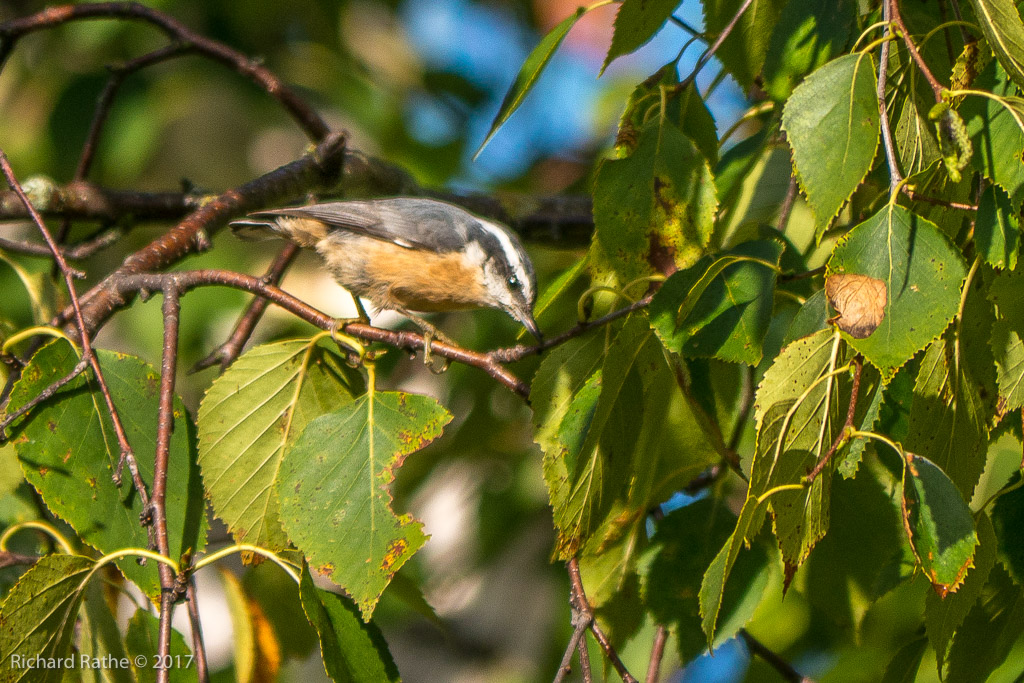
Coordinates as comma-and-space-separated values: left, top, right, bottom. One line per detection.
507, 275, 520, 289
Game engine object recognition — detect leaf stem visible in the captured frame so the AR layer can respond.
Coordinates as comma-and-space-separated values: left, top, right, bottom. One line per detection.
0, 520, 75, 554
192, 544, 301, 583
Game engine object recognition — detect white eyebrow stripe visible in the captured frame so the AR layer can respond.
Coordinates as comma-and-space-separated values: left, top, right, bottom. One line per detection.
479, 219, 533, 299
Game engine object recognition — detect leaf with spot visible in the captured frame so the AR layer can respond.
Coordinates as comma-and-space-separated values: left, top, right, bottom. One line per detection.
702, 0, 787, 88
905, 339, 988, 498
781, 53, 880, 233
826, 205, 967, 379
602, 0, 683, 75
6, 341, 207, 600
615, 63, 719, 165
0, 553, 94, 683
298, 564, 400, 683
475, 5, 592, 159
593, 119, 717, 284
198, 337, 363, 552
277, 388, 451, 618
649, 239, 784, 365
901, 452, 979, 596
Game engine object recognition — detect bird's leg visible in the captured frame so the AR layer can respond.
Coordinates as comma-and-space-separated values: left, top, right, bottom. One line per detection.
398, 310, 452, 374
326, 294, 373, 364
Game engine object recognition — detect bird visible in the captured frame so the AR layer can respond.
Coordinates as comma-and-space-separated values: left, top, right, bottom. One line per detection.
230, 197, 541, 355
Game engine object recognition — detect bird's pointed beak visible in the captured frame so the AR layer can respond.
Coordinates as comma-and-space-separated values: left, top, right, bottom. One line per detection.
520, 310, 543, 344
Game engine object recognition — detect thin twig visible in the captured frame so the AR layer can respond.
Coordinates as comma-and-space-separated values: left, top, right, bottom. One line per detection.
0, 150, 151, 510
191, 242, 300, 373
878, 2, 902, 194
553, 610, 590, 683
806, 357, 863, 483
668, 15, 702, 39
567, 558, 638, 683
776, 175, 798, 233
0, 3, 330, 141
676, 0, 756, 93
902, 187, 977, 210
491, 294, 654, 364
738, 629, 811, 683
0, 550, 39, 569
0, 356, 88, 439
889, 0, 945, 101
645, 625, 668, 683
107, 270, 530, 397
153, 286, 181, 683
185, 579, 209, 683
0, 228, 121, 260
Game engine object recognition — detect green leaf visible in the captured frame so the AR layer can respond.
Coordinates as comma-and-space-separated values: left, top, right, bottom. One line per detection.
649, 239, 783, 365
79, 582, 133, 683
0, 554, 94, 683
901, 453, 979, 595
702, 0, 787, 88
277, 389, 452, 617
894, 94, 942, 178
298, 565, 400, 683
991, 472, 1024, 582
905, 340, 988, 498
198, 337, 363, 552
991, 319, 1024, 412
761, 0, 856, 101
602, 0, 682, 75
524, 255, 587, 341
539, 317, 649, 556
783, 290, 829, 344
641, 499, 769, 662
964, 61, 1024, 205
781, 53, 880, 231
123, 610, 194, 683
826, 205, 967, 379
475, 6, 589, 158
945, 564, 1024, 683
977, 184, 1020, 270
881, 636, 928, 683
592, 119, 717, 283
925, 512, 998, 674
966, 0, 1024, 90
7, 342, 207, 600
615, 64, 719, 165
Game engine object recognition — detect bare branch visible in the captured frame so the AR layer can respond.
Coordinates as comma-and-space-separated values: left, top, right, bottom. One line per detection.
0, 150, 152, 520
152, 286, 182, 683
739, 629, 812, 683
190, 243, 300, 373
567, 558, 638, 683
645, 625, 668, 683
0, 2, 330, 141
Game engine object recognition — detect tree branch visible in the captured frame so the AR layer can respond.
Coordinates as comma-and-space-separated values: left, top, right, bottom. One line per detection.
645, 625, 668, 683
0, 2, 330, 141
566, 558, 638, 683
738, 629, 811, 683
0, 150, 153, 528
191, 243, 301, 373
889, 0, 945, 102
806, 357, 863, 483
153, 286, 181, 683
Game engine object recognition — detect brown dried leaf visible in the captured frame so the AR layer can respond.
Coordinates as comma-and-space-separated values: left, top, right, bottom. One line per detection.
825, 274, 887, 339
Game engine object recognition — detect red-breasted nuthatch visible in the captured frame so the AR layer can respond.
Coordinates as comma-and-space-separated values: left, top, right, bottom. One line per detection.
230, 197, 541, 341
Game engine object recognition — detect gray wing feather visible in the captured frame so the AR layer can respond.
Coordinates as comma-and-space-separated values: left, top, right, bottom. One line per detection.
250, 198, 469, 252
